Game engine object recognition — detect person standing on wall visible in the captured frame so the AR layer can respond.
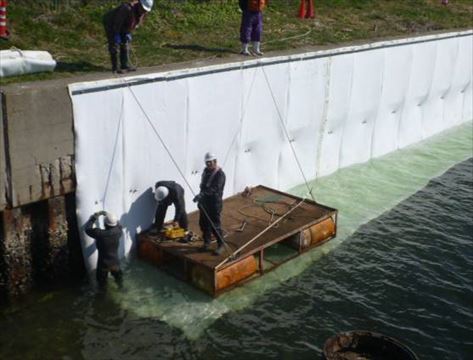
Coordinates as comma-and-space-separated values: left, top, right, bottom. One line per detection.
85, 211, 123, 289
103, 0, 153, 73
193, 152, 226, 255
154, 181, 189, 236
239, 0, 267, 56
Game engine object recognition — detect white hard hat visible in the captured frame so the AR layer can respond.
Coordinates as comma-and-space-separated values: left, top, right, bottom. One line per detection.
155, 186, 169, 201
204, 152, 217, 162
104, 212, 118, 227
139, 0, 153, 12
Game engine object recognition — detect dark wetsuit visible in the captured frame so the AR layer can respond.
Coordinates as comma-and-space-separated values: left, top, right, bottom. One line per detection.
85, 218, 123, 287
154, 181, 188, 231
198, 167, 226, 246
103, 2, 145, 71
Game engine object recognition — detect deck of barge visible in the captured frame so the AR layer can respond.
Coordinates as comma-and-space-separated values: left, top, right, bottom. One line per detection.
138, 185, 338, 296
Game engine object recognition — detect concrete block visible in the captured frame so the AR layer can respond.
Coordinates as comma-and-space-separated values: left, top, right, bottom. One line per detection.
0, 208, 34, 299
1, 83, 75, 207
0, 94, 6, 210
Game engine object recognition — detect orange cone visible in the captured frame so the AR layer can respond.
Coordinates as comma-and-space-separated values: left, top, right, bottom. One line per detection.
298, 0, 306, 19
0, 0, 9, 39
307, 0, 315, 18
298, 0, 315, 19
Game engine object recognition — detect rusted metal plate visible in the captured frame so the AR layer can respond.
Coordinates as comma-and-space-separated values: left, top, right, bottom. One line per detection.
137, 185, 338, 296
216, 255, 257, 292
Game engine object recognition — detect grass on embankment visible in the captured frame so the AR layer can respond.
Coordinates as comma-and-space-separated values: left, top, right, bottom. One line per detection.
1, 0, 472, 84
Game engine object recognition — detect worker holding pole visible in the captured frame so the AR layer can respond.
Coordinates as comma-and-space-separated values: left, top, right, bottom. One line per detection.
103, 0, 153, 73
193, 153, 226, 255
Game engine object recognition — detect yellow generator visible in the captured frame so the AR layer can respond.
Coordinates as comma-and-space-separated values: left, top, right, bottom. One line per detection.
163, 225, 186, 240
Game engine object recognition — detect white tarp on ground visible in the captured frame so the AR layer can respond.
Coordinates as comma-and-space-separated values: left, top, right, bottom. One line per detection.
0, 48, 56, 77
69, 31, 473, 272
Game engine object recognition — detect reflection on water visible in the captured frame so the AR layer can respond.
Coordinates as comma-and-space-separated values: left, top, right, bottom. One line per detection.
0, 122, 472, 359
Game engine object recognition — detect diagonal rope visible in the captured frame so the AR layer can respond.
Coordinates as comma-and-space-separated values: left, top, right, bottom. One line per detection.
261, 67, 316, 202
216, 195, 307, 269
125, 84, 233, 255
223, 67, 259, 168
102, 95, 125, 209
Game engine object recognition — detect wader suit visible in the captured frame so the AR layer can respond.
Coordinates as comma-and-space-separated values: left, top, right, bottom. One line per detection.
85, 217, 123, 288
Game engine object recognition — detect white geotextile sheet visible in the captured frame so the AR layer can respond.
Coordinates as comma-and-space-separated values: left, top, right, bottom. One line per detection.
69, 31, 473, 272
0, 49, 56, 77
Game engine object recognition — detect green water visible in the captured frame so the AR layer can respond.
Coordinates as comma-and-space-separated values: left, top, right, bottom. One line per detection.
113, 122, 473, 339
1, 122, 472, 359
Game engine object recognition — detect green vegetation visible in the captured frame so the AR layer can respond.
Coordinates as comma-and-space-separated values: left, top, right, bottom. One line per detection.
1, 0, 472, 84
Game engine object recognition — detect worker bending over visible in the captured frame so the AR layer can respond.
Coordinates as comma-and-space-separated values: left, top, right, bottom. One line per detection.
103, 0, 153, 73
193, 152, 226, 255
85, 211, 123, 289
154, 181, 189, 235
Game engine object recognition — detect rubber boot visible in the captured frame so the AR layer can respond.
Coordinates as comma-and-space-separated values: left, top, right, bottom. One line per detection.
213, 244, 224, 256
240, 42, 250, 56
120, 45, 136, 72
110, 52, 119, 73
252, 42, 263, 56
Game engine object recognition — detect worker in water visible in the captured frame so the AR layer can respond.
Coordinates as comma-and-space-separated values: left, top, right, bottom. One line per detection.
103, 0, 153, 73
239, 0, 267, 56
193, 152, 226, 255
85, 211, 123, 289
154, 181, 189, 235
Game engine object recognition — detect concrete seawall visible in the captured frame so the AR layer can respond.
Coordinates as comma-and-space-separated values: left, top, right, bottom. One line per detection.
0, 80, 81, 301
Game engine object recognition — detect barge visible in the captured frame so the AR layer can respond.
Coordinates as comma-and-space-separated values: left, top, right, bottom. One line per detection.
138, 185, 338, 297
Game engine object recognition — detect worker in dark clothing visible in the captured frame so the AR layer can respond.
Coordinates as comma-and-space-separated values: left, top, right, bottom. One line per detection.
154, 181, 189, 232
103, 0, 153, 73
85, 211, 123, 289
193, 152, 226, 255
239, 0, 267, 56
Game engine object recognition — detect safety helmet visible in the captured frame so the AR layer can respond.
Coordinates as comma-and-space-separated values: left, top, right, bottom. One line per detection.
204, 152, 217, 162
155, 186, 169, 201
139, 0, 153, 12
104, 212, 118, 227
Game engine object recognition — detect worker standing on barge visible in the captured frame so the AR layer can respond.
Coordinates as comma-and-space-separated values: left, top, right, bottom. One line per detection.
193, 152, 226, 255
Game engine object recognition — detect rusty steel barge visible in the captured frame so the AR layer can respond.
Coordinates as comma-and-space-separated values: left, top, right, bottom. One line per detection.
138, 185, 338, 297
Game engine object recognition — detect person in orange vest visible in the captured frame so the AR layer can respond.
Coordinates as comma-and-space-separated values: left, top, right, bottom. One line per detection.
103, 0, 153, 73
239, 0, 267, 56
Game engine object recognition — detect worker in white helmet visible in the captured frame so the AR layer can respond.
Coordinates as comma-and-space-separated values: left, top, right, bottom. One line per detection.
193, 152, 226, 255
154, 181, 189, 234
103, 0, 153, 73
85, 210, 123, 289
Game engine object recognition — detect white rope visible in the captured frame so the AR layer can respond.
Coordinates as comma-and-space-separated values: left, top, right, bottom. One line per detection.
216, 196, 307, 269
101, 95, 125, 209
126, 84, 233, 254
261, 66, 316, 202
222, 66, 258, 168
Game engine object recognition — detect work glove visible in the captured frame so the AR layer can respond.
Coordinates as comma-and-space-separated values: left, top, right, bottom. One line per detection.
125, 33, 132, 43
113, 33, 122, 45
193, 193, 202, 203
